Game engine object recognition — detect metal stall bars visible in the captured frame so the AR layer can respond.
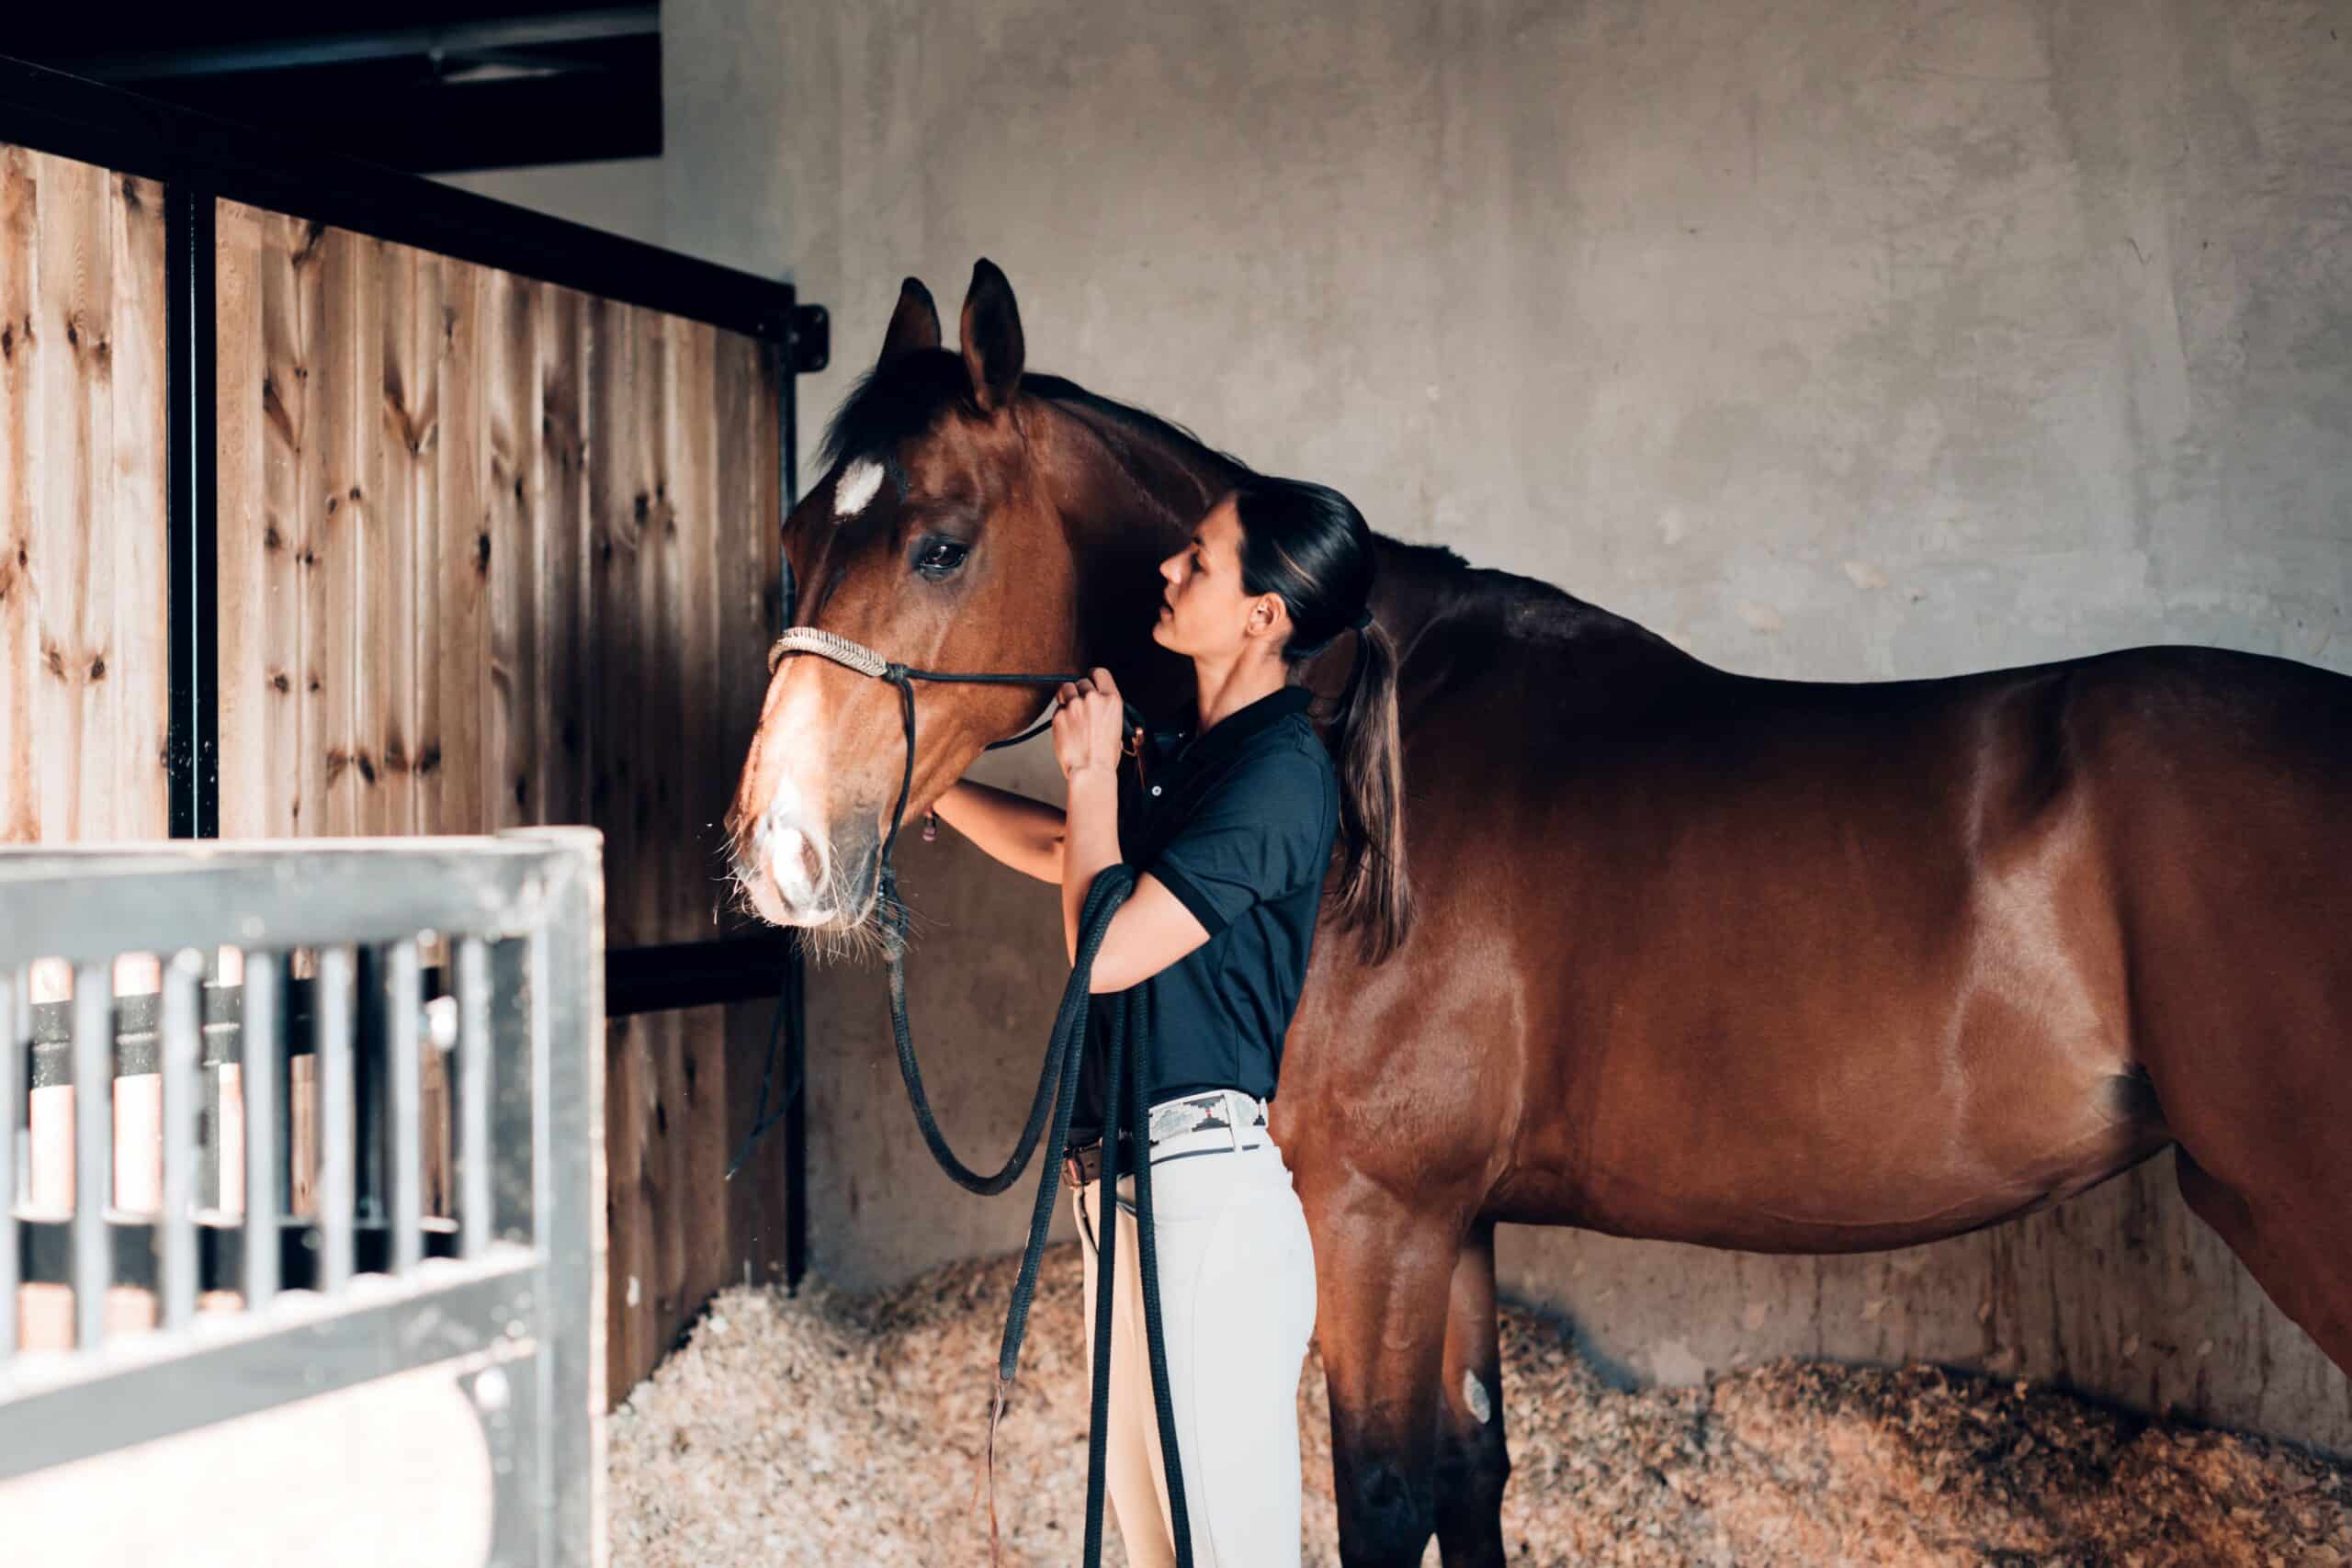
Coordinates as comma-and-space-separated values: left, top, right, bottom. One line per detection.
0, 829, 605, 1568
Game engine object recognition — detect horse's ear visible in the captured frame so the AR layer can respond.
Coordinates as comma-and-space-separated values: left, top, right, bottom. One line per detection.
959, 258, 1024, 412
877, 276, 941, 367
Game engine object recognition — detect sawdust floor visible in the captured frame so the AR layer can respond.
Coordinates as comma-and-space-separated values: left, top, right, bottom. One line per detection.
609, 1246, 2352, 1566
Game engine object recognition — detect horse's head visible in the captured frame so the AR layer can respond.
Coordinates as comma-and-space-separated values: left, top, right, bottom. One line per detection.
727, 261, 1091, 933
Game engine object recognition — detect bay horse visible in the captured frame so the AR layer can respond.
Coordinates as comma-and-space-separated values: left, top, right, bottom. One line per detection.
727, 259, 2352, 1567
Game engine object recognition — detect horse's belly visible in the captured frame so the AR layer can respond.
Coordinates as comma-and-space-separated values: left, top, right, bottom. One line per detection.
1549, 1065, 2171, 1254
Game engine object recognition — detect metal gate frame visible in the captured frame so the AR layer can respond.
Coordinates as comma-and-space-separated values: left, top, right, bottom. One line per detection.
0, 828, 605, 1567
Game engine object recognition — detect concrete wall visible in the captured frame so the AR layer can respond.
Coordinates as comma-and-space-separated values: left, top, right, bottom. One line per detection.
491, 0, 2351, 1448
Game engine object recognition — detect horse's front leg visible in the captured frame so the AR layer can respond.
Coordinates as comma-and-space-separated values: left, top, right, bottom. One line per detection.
1432, 1221, 1510, 1567
1306, 1179, 1463, 1568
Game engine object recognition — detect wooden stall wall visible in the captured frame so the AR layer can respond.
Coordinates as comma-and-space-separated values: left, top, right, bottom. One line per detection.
211, 203, 788, 1400
0, 146, 170, 846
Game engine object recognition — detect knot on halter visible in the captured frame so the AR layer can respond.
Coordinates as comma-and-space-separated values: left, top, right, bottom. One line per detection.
768, 626, 894, 680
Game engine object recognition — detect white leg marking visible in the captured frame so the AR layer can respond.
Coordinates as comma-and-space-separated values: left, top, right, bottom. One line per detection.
1463, 1368, 1493, 1425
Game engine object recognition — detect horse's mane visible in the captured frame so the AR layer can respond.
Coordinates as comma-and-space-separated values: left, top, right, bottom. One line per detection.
820, 351, 1253, 479
816, 353, 1654, 652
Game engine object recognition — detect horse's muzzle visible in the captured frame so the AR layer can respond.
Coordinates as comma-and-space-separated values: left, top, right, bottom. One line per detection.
743, 816, 880, 931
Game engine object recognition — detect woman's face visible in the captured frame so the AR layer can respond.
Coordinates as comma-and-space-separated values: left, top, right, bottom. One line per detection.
1153, 496, 1268, 659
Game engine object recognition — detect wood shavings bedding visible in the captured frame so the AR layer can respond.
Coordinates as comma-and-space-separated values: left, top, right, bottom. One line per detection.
610, 1246, 2352, 1566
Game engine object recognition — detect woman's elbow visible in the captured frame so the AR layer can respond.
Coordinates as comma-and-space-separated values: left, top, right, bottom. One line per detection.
1083, 940, 1159, 994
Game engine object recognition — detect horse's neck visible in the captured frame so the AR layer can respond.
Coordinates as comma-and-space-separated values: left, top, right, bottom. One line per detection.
1035, 390, 1702, 725
1038, 400, 1227, 723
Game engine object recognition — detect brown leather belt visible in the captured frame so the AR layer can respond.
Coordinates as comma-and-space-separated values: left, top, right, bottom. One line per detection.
1062, 1138, 1129, 1190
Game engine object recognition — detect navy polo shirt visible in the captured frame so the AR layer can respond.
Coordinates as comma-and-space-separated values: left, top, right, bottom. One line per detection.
1070, 684, 1340, 1146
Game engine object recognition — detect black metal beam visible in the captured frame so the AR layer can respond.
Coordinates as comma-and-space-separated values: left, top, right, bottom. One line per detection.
605, 934, 793, 1018
164, 179, 219, 840
133, 40, 664, 176
51, 6, 658, 83
16, 1209, 462, 1295
0, 51, 795, 343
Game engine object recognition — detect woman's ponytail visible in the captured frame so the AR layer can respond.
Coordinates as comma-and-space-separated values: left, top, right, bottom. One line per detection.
1230, 477, 1415, 964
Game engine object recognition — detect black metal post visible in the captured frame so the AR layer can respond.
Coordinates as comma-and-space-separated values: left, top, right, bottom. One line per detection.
775, 320, 810, 1292
784, 931, 806, 1292
164, 177, 219, 840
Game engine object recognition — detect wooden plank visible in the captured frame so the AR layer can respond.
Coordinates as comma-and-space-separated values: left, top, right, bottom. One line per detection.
694, 332, 739, 1323
241, 208, 312, 839
421, 1045, 452, 1220
536, 284, 588, 829
70, 154, 117, 844
639, 306, 676, 943
710, 332, 759, 908
408, 251, 447, 833
294, 220, 342, 839
586, 293, 651, 1396
638, 308, 689, 1347
668, 321, 731, 1317
34, 152, 104, 844
424, 254, 488, 834
288, 1054, 317, 1215
673, 319, 720, 940
213, 201, 267, 838
0, 145, 36, 843
588, 296, 639, 945
341, 231, 385, 837
366, 238, 419, 838
483, 267, 540, 832
570, 288, 599, 838
107, 171, 169, 841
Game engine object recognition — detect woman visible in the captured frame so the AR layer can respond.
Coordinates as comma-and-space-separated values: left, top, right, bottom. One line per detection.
933, 475, 1411, 1566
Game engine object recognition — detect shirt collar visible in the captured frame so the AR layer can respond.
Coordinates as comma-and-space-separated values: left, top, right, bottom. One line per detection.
1159, 685, 1314, 775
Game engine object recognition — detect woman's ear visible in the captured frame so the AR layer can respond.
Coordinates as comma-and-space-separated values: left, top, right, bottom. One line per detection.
1250, 593, 1292, 645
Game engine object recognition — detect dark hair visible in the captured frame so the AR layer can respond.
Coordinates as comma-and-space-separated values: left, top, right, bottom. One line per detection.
1230, 476, 1413, 963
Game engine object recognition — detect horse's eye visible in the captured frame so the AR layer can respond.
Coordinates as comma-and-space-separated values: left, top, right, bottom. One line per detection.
915, 537, 969, 579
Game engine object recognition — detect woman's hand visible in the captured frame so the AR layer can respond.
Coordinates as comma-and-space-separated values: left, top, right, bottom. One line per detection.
1051, 667, 1126, 782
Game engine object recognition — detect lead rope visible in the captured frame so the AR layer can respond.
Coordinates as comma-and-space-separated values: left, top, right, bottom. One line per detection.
888, 861, 1191, 1567
732, 627, 1186, 1567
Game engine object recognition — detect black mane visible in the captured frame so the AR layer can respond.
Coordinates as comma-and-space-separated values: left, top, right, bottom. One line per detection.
819, 350, 979, 473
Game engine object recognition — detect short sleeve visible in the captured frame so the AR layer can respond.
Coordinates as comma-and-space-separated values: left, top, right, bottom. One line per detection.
1147, 742, 1331, 939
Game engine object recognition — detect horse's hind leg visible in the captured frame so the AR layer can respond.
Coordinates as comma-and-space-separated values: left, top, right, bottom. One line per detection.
1432, 1222, 1510, 1568
2138, 953, 2352, 1376
2174, 1145, 2352, 1376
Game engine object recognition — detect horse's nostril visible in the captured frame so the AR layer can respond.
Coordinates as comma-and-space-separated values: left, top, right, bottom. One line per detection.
767, 825, 826, 899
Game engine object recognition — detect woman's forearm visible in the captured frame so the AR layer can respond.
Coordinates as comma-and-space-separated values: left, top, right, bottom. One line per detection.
1059, 771, 1125, 962
933, 781, 1066, 883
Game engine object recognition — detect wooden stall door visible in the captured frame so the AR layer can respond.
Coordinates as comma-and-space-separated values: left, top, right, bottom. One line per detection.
213, 206, 787, 1401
